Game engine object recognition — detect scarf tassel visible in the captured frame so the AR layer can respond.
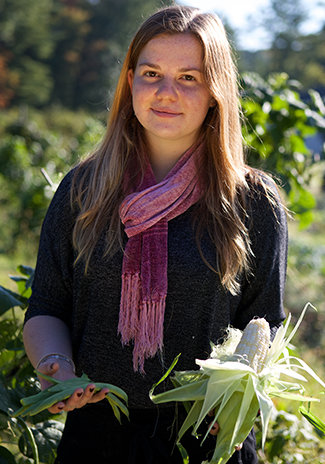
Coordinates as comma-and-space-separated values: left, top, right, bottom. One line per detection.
119, 272, 141, 344
119, 272, 166, 373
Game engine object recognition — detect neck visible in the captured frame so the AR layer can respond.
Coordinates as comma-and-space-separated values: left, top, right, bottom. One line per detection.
147, 138, 197, 183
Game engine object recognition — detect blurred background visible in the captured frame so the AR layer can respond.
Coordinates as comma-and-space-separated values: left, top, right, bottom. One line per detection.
1, 1, 325, 462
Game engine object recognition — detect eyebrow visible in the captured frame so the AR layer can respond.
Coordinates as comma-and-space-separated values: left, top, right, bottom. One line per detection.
137, 62, 203, 73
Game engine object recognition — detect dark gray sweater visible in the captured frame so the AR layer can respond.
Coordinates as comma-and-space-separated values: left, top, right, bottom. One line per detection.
26, 170, 287, 408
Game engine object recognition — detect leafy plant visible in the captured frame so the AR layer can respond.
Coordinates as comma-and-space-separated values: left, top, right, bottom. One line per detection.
0, 266, 64, 464
241, 72, 325, 228
255, 407, 324, 464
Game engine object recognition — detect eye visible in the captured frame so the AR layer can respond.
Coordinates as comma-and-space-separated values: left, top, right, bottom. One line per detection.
144, 71, 159, 78
181, 75, 196, 81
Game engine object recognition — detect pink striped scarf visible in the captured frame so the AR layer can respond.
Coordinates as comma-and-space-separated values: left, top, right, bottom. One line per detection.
118, 140, 204, 373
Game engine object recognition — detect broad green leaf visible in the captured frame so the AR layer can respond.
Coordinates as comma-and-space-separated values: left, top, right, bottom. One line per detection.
6, 338, 25, 352
195, 375, 247, 435
151, 378, 208, 404
209, 390, 245, 463
296, 210, 314, 229
16, 265, 34, 278
229, 375, 256, 450
9, 278, 32, 299
0, 445, 17, 464
0, 286, 25, 315
197, 378, 244, 440
299, 405, 325, 436
178, 400, 204, 441
255, 384, 274, 449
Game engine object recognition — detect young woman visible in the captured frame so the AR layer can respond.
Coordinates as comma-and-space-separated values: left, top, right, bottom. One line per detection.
23, 4, 288, 463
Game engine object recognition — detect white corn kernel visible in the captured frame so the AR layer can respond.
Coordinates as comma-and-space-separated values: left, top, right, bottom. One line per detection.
234, 318, 270, 373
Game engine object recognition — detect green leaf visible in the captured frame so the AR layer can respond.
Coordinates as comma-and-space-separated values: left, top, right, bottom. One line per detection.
9, 266, 34, 298
255, 384, 274, 449
0, 286, 25, 315
149, 353, 181, 398
0, 445, 17, 464
0, 385, 13, 413
16, 266, 34, 278
16, 417, 39, 464
299, 405, 325, 436
176, 442, 189, 464
269, 434, 287, 461
178, 400, 204, 441
151, 378, 208, 404
296, 210, 314, 230
6, 338, 25, 352
9, 278, 32, 299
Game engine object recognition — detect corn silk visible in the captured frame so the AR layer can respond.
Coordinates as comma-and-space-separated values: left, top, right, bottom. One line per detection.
150, 303, 325, 464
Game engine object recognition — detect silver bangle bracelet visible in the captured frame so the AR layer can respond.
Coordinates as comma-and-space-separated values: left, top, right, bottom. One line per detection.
36, 354, 76, 374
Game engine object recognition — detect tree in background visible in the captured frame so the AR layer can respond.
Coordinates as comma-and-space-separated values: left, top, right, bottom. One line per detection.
239, 0, 325, 94
0, 0, 55, 107
0, 0, 172, 109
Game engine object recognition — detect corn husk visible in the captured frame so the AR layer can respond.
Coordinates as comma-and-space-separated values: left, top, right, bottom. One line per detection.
150, 303, 325, 464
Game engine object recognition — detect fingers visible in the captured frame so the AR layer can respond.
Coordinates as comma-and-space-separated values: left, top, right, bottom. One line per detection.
206, 418, 242, 450
208, 420, 219, 436
86, 386, 110, 404
38, 361, 60, 390
37, 360, 59, 376
48, 401, 67, 414
51, 384, 110, 413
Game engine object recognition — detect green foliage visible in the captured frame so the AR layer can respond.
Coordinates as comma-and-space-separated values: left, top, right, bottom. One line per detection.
241, 72, 325, 227
0, 266, 64, 463
0, 0, 172, 109
0, 106, 105, 258
0, 0, 55, 107
285, 237, 325, 353
255, 409, 325, 463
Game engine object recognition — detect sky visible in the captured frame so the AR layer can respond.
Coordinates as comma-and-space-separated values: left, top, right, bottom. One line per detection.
178, 0, 325, 51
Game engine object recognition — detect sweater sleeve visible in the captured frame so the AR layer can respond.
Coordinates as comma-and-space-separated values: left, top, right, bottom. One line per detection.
25, 171, 76, 328
232, 178, 288, 339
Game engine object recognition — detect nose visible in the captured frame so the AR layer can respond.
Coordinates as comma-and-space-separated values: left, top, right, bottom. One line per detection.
156, 77, 177, 100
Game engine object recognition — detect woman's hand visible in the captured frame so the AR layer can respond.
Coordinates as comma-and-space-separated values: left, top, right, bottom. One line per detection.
37, 360, 110, 414
207, 412, 243, 451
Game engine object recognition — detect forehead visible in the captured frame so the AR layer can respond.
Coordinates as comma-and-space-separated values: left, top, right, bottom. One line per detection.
136, 33, 204, 68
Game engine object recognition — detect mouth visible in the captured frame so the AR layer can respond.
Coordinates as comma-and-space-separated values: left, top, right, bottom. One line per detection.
151, 108, 181, 117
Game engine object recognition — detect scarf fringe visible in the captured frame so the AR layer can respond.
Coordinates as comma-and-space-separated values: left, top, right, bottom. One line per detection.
133, 297, 166, 374
118, 272, 141, 344
119, 271, 166, 373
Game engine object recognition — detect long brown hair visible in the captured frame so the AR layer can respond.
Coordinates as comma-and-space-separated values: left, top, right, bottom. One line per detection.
72, 4, 274, 294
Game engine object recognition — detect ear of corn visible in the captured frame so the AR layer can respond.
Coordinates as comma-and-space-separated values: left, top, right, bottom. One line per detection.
150, 303, 325, 464
233, 317, 270, 373
12, 372, 129, 423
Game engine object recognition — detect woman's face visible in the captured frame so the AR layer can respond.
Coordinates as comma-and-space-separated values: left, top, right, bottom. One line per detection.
128, 33, 214, 153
